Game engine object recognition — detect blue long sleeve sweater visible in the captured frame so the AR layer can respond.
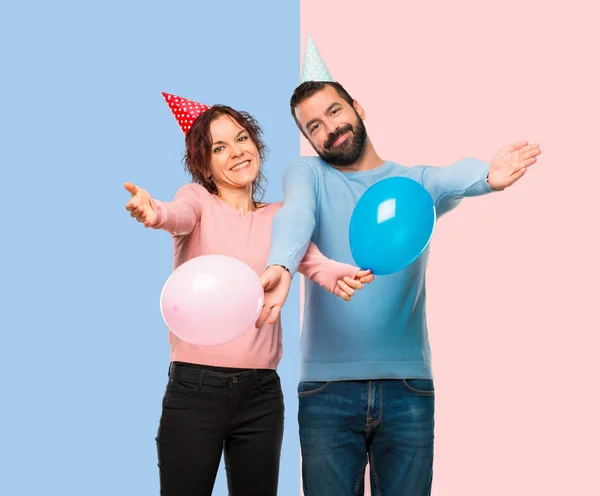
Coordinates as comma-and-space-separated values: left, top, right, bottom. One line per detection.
267, 157, 493, 381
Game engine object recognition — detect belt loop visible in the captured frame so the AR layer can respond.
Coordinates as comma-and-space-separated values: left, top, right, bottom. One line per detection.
168, 362, 173, 377
198, 369, 206, 386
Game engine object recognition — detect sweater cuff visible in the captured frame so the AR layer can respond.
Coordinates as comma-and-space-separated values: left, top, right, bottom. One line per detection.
149, 198, 165, 228
328, 262, 360, 294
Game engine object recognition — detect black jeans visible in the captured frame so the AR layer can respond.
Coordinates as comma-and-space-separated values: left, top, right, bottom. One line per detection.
156, 362, 285, 495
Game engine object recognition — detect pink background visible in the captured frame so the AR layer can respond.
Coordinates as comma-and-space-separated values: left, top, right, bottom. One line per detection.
299, 0, 600, 494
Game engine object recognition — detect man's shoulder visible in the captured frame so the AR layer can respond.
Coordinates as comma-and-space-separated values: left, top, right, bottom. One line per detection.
287, 155, 323, 170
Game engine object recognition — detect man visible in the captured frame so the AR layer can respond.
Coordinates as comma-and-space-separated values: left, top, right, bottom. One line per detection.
258, 40, 541, 496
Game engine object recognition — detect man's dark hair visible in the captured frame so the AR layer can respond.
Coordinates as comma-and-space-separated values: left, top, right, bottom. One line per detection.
289, 81, 354, 131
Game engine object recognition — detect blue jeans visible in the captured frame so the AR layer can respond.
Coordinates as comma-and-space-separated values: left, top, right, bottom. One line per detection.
298, 379, 435, 495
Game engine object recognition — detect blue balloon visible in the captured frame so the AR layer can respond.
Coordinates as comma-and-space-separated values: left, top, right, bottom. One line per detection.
349, 177, 436, 275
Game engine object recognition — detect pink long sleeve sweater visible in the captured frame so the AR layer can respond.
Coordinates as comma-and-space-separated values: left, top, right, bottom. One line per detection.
150, 183, 358, 370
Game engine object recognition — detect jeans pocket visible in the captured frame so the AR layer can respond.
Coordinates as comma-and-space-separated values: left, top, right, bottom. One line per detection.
163, 377, 200, 402
255, 371, 282, 394
297, 381, 331, 396
402, 379, 435, 395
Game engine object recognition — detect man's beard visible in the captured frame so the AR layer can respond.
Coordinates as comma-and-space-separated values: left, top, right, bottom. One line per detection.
315, 114, 367, 167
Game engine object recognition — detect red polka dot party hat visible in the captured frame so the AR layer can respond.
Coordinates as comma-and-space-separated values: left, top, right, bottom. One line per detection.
162, 91, 211, 135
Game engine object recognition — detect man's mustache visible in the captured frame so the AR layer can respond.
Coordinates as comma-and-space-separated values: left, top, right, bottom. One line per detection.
324, 124, 353, 150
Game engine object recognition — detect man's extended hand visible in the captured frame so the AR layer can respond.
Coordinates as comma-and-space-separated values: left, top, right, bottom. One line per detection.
488, 140, 541, 191
256, 265, 292, 328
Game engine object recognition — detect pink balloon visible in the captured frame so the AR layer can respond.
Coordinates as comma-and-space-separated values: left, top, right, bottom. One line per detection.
160, 255, 264, 346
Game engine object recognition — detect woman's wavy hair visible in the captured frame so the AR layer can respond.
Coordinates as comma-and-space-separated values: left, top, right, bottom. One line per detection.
184, 105, 267, 203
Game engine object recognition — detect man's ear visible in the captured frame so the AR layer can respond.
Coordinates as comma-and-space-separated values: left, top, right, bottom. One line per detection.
353, 100, 366, 120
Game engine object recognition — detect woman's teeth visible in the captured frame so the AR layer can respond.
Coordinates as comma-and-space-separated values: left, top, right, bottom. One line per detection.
231, 160, 250, 171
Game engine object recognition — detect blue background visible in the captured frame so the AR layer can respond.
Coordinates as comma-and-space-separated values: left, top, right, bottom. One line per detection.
0, 1, 301, 494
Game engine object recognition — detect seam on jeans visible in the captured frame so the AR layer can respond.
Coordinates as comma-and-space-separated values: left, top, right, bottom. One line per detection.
224, 445, 234, 494
353, 456, 368, 496
368, 451, 381, 496
374, 381, 384, 426
163, 378, 202, 403
402, 379, 435, 395
366, 382, 382, 428
253, 370, 282, 394
297, 381, 332, 396
366, 380, 372, 428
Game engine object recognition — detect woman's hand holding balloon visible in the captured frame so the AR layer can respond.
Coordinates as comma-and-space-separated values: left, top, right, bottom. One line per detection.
335, 269, 375, 302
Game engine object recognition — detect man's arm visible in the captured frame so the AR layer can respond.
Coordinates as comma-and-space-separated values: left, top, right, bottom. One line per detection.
421, 157, 493, 217
422, 140, 541, 216
256, 160, 318, 327
266, 160, 318, 275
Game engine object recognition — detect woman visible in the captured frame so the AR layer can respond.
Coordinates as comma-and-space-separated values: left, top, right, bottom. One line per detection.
124, 97, 373, 496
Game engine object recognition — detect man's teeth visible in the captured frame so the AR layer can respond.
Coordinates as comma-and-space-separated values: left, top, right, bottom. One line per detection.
231, 160, 249, 171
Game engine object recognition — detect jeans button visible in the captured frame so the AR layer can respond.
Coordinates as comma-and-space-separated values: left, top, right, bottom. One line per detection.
232, 377, 238, 383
